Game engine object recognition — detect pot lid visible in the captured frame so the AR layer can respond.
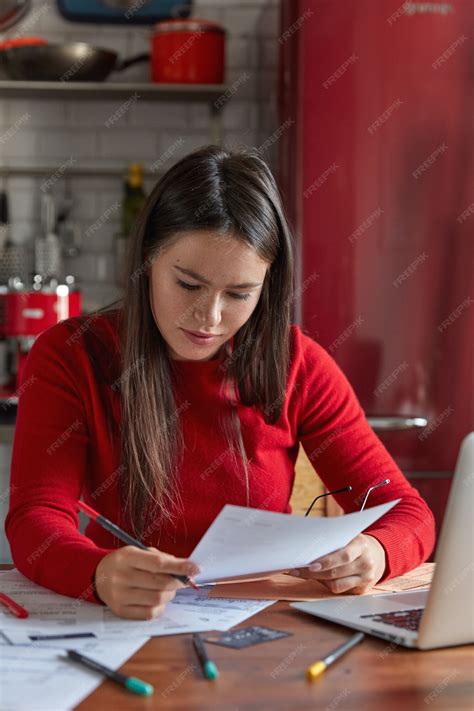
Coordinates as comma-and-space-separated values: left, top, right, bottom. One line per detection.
153, 18, 226, 34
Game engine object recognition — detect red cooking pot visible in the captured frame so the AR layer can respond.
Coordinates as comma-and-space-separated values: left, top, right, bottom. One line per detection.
151, 18, 226, 84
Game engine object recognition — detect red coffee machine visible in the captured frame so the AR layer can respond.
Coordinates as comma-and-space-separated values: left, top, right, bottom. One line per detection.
0, 277, 82, 392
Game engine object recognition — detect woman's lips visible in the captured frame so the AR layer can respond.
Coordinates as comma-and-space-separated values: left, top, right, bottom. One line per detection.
181, 328, 221, 345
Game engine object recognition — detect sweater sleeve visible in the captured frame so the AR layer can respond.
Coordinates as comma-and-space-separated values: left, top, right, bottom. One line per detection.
5, 322, 112, 603
296, 331, 435, 582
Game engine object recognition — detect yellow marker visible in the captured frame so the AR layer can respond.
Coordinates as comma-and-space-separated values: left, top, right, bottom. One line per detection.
306, 632, 365, 681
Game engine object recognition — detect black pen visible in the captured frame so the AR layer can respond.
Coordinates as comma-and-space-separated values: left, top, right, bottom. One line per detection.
192, 633, 219, 680
65, 650, 154, 696
30, 632, 96, 641
77, 500, 199, 589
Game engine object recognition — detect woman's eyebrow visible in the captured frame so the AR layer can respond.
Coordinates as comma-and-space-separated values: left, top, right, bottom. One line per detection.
173, 265, 263, 289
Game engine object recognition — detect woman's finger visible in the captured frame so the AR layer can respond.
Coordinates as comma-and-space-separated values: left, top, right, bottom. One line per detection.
122, 587, 176, 607
288, 549, 359, 578
125, 547, 200, 578
302, 559, 362, 581
319, 575, 363, 594
118, 568, 182, 592
118, 603, 167, 620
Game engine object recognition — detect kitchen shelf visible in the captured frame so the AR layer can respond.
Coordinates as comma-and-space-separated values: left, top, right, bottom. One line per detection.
0, 80, 227, 102
0, 166, 164, 178
0, 80, 228, 144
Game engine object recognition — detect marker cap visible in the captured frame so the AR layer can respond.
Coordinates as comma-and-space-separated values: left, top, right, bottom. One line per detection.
204, 661, 219, 680
124, 677, 154, 696
306, 660, 327, 681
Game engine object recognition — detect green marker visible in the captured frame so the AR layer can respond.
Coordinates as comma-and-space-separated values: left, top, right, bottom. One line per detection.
65, 649, 154, 696
192, 633, 219, 680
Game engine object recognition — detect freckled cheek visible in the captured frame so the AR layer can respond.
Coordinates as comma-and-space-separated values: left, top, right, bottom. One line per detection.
169, 293, 192, 327
231, 300, 257, 329
152, 282, 185, 328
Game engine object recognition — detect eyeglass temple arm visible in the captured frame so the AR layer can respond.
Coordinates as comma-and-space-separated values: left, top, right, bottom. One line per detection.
304, 485, 352, 517
359, 478, 390, 511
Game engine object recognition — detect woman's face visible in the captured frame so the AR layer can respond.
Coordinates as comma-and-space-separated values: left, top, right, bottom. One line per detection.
149, 231, 270, 361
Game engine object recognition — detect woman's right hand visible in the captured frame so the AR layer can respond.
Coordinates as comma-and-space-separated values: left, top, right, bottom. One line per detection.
94, 546, 201, 620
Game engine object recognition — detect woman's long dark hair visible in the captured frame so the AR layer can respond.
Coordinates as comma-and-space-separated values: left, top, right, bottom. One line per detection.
118, 144, 295, 539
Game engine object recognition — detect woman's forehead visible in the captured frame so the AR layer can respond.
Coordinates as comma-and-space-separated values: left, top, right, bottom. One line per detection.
158, 231, 269, 274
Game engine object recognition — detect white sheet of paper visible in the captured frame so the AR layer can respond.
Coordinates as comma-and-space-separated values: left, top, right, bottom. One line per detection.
0, 636, 150, 711
93, 586, 275, 639
0, 569, 103, 633
190, 499, 400, 583
1, 571, 275, 644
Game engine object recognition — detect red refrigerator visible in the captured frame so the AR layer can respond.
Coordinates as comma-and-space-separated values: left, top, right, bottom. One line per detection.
279, 0, 474, 534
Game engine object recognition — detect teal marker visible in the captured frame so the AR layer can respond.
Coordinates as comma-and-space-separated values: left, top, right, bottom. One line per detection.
192, 633, 219, 680
65, 649, 154, 696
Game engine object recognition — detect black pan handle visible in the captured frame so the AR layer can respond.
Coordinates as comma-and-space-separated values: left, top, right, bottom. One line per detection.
115, 53, 150, 72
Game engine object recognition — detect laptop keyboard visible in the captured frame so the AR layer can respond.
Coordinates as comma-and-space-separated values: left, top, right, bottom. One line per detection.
360, 608, 423, 632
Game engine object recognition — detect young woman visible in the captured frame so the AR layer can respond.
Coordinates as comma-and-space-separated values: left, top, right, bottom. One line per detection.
6, 145, 435, 620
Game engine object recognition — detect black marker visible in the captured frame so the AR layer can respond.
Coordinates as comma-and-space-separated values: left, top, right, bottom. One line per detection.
65, 650, 154, 696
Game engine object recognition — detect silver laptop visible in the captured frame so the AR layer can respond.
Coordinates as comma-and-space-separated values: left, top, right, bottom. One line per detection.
290, 432, 474, 650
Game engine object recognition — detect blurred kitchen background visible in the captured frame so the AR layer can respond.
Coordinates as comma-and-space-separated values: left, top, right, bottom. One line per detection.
0, 0, 472, 563
0, 0, 279, 312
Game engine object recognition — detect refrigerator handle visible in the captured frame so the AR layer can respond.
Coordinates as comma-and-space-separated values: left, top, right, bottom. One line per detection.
366, 416, 428, 431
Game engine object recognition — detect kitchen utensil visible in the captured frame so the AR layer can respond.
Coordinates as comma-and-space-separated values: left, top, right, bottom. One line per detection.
0, 0, 30, 31
35, 193, 62, 280
150, 18, 226, 84
0, 244, 29, 284
56, 182, 82, 257
57, 0, 191, 25
0, 42, 148, 81
0, 189, 30, 285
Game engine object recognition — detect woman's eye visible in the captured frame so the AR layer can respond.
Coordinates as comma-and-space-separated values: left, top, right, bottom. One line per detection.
177, 279, 199, 291
176, 280, 251, 301
230, 292, 251, 301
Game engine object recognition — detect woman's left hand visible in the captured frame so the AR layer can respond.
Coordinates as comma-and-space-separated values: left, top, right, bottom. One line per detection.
288, 534, 387, 594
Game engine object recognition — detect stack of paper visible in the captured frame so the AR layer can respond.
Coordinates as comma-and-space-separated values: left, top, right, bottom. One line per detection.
0, 636, 150, 711
0, 569, 275, 709
0, 569, 275, 645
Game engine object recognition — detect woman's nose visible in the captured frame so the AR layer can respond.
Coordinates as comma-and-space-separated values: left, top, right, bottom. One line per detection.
194, 296, 222, 328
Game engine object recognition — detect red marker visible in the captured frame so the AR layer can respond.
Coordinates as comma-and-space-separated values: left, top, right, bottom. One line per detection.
77, 501, 199, 590
0, 593, 29, 619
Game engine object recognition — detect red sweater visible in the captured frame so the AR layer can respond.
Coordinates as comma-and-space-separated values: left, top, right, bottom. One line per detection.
6, 311, 435, 603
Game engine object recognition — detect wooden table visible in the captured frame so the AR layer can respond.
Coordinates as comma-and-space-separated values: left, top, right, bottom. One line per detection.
76, 600, 474, 710
1, 564, 471, 709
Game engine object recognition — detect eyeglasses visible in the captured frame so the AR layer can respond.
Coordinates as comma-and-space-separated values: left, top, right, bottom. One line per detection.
304, 479, 390, 517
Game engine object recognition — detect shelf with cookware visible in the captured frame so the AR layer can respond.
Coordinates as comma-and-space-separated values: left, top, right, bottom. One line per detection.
0, 15, 229, 140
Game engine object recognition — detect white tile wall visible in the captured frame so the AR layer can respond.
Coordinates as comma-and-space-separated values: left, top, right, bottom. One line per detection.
0, 0, 281, 314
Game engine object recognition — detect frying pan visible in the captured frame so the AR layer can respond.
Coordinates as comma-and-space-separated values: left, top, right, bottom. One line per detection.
0, 42, 149, 81
0, 0, 30, 31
